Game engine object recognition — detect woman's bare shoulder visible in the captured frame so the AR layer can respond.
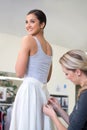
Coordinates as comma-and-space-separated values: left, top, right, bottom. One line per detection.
46, 41, 53, 55
46, 41, 52, 48
21, 35, 36, 47
22, 35, 35, 43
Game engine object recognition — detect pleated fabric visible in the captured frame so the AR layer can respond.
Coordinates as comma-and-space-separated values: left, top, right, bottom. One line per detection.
9, 77, 54, 130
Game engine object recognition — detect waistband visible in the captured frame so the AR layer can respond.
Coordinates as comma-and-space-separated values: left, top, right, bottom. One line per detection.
23, 77, 47, 87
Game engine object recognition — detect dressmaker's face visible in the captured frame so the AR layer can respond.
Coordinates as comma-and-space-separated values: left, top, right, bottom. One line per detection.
25, 13, 43, 35
61, 65, 80, 85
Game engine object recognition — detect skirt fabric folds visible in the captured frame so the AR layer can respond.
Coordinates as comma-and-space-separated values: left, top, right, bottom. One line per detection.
9, 77, 54, 130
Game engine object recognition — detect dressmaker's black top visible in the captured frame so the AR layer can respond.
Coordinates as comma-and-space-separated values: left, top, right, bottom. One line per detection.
68, 90, 87, 130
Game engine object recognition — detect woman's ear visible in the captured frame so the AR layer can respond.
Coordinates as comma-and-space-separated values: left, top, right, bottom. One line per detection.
41, 22, 45, 29
75, 69, 81, 76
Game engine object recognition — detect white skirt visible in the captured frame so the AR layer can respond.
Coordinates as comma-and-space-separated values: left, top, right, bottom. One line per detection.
9, 77, 54, 130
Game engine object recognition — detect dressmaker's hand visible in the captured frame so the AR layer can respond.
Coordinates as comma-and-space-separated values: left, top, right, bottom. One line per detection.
43, 104, 57, 119
47, 97, 62, 113
47, 97, 69, 124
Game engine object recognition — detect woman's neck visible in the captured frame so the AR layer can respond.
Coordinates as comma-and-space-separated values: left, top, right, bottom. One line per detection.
80, 75, 87, 87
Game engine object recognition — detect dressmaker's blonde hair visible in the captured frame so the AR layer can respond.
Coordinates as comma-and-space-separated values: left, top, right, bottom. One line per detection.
59, 50, 87, 98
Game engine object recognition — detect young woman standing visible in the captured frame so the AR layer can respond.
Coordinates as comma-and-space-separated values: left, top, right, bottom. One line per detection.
10, 9, 54, 130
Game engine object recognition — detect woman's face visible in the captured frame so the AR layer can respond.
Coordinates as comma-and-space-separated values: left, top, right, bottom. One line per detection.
61, 65, 80, 85
25, 13, 44, 35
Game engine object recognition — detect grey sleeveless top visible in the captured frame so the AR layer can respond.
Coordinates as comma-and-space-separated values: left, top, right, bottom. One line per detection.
25, 37, 52, 83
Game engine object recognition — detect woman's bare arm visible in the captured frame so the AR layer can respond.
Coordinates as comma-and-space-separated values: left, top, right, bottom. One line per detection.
48, 97, 69, 124
43, 104, 67, 130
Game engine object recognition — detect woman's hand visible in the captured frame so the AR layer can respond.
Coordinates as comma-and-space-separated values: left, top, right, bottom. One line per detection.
47, 97, 61, 112
47, 97, 69, 124
43, 104, 68, 130
43, 104, 57, 119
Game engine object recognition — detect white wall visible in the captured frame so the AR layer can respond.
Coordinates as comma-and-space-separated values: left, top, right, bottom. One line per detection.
0, 33, 21, 72
0, 33, 75, 114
